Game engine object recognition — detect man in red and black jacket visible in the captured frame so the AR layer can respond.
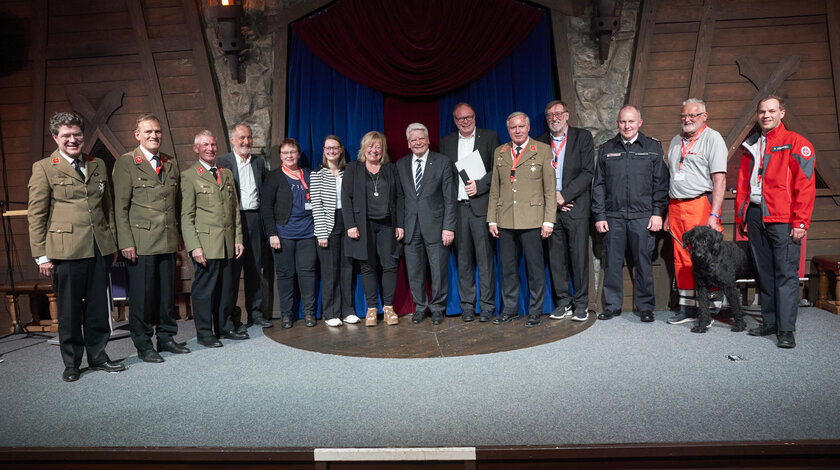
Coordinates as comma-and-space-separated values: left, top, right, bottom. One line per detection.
735, 95, 815, 349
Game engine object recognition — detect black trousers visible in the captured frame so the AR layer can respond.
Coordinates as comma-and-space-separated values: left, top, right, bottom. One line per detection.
746, 204, 800, 332
404, 225, 449, 315
360, 217, 398, 307
53, 243, 111, 368
454, 202, 495, 315
498, 227, 545, 317
547, 213, 590, 312
316, 210, 355, 319
126, 252, 177, 351
230, 210, 265, 324
192, 256, 236, 340
273, 237, 317, 318
602, 217, 655, 313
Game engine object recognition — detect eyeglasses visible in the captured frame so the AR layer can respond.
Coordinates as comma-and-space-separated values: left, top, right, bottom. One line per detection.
546, 111, 568, 119
323, 146, 341, 151
280, 150, 299, 156
680, 112, 706, 120
454, 115, 475, 123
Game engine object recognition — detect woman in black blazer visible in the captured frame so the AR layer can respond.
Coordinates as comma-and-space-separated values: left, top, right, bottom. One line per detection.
310, 135, 358, 327
261, 138, 317, 329
341, 131, 404, 327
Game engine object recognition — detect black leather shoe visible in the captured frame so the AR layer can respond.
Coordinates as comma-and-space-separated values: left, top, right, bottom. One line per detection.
479, 313, 492, 322
304, 316, 317, 327
158, 340, 191, 354
89, 361, 126, 373
462, 311, 475, 322
222, 331, 249, 340
198, 337, 223, 348
432, 313, 444, 325
525, 315, 540, 328
281, 316, 293, 329
62, 367, 80, 382
138, 349, 164, 363
639, 311, 654, 323
253, 318, 273, 328
748, 324, 777, 336
493, 313, 517, 324
412, 311, 426, 324
235, 323, 248, 334
597, 311, 621, 320
777, 331, 796, 348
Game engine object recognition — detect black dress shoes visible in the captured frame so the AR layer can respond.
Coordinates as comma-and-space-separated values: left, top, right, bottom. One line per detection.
777, 331, 796, 348
281, 316, 293, 329
493, 313, 517, 324
639, 311, 654, 323
138, 349, 164, 363
432, 313, 444, 325
748, 324, 777, 336
479, 313, 491, 322
62, 367, 80, 382
462, 311, 475, 322
89, 361, 126, 373
412, 311, 426, 324
158, 340, 191, 354
198, 337, 223, 348
597, 311, 621, 320
525, 315, 540, 328
222, 331, 249, 340
304, 316, 317, 327
253, 318, 273, 328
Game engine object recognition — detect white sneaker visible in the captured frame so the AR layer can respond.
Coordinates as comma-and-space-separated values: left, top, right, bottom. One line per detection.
549, 305, 573, 320
325, 318, 343, 327
343, 314, 360, 324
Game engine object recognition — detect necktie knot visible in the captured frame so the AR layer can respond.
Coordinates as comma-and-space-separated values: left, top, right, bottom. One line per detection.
210, 167, 220, 184
151, 155, 162, 179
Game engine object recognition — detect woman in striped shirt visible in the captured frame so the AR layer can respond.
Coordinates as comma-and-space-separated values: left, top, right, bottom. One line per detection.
310, 135, 358, 327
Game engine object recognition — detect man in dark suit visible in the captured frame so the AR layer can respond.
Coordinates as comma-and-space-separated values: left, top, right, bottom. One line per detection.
536, 100, 595, 322
438, 103, 500, 322
113, 113, 189, 363
28, 111, 125, 382
216, 123, 271, 329
397, 123, 457, 325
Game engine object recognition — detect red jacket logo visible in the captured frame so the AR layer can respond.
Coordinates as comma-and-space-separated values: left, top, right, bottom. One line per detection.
801, 146, 812, 158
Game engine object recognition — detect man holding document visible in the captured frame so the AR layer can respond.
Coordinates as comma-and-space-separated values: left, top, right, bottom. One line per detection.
439, 103, 500, 322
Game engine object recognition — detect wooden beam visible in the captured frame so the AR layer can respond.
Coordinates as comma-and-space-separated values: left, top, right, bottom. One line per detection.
530, 0, 585, 16
181, 0, 229, 155
126, 0, 176, 157
270, 23, 288, 152
627, 0, 658, 112
45, 40, 138, 61
28, 0, 47, 163
687, 0, 716, 100
550, 9, 578, 126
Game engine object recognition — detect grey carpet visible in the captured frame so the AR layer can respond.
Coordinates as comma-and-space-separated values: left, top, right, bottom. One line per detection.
0, 308, 839, 448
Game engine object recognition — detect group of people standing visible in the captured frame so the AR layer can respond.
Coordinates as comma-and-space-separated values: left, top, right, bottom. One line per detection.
27, 94, 815, 381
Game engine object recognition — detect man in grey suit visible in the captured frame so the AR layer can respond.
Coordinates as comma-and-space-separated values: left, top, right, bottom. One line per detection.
397, 123, 457, 325
216, 123, 271, 329
438, 103, 500, 322
536, 100, 595, 322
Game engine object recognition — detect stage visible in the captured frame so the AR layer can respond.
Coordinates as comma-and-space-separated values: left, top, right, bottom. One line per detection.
1, 308, 839, 468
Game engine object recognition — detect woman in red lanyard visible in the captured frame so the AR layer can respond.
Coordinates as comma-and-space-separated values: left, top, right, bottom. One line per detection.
260, 138, 317, 329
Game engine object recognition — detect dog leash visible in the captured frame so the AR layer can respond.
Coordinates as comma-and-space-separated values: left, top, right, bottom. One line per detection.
667, 229, 687, 249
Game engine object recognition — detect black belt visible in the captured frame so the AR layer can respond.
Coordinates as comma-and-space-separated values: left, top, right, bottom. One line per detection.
240, 209, 260, 213
671, 192, 710, 202
458, 200, 471, 205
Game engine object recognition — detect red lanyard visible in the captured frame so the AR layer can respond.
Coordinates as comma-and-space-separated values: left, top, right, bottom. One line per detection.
283, 166, 310, 200
510, 146, 523, 182
679, 124, 706, 170
551, 132, 567, 169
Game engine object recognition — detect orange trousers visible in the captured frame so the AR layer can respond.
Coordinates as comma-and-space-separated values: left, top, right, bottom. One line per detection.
669, 196, 722, 291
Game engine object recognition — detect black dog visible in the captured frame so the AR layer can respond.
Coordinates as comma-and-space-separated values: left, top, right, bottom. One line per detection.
682, 226, 757, 333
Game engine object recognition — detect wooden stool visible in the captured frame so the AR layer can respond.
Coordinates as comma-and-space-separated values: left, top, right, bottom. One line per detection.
0, 279, 59, 332
812, 255, 840, 315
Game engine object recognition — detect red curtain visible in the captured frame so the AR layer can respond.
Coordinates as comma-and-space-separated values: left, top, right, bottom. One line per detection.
292, 0, 543, 97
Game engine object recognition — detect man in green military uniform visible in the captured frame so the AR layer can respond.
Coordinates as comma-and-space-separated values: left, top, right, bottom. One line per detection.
113, 113, 190, 362
28, 111, 125, 382
180, 130, 245, 348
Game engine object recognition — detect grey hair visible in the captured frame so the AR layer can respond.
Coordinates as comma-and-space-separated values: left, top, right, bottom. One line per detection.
681, 98, 706, 112
49, 112, 85, 135
506, 111, 530, 126
229, 122, 251, 134
405, 122, 429, 140
619, 105, 642, 121
193, 129, 215, 145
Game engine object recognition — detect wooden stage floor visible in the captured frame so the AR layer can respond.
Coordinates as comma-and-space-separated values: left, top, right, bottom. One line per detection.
264, 313, 595, 358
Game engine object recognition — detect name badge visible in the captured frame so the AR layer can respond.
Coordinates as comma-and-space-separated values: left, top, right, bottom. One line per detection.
304, 202, 312, 211
674, 172, 686, 181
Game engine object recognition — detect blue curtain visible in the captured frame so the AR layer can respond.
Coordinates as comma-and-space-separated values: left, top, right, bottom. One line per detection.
439, 13, 556, 316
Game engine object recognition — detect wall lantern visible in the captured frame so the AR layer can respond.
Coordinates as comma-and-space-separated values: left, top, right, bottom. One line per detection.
209, 0, 246, 82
